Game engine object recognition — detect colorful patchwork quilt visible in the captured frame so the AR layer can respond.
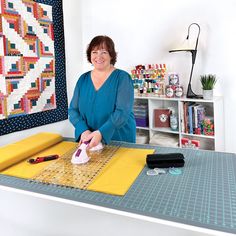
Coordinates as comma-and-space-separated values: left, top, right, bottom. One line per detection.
0, 0, 67, 135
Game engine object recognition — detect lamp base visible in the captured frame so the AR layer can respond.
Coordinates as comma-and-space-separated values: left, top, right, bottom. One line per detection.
186, 84, 203, 99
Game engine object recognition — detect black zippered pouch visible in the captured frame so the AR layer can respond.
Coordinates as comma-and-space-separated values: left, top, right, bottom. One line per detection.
146, 153, 185, 168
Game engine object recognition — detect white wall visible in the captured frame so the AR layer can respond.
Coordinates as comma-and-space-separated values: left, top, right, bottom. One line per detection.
1, 0, 236, 153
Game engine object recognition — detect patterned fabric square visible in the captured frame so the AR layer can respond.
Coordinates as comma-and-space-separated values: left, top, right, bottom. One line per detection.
0, 0, 67, 135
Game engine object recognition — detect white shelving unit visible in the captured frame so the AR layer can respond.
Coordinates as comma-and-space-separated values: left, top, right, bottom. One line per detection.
134, 95, 225, 151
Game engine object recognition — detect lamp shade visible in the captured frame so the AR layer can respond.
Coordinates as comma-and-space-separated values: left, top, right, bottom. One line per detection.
170, 38, 196, 52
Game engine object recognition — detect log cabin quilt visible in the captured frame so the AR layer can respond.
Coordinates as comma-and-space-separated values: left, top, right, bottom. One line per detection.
0, 0, 67, 135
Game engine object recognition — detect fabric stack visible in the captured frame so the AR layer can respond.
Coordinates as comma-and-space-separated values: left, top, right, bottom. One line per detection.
136, 132, 149, 144
133, 103, 149, 128
149, 133, 179, 148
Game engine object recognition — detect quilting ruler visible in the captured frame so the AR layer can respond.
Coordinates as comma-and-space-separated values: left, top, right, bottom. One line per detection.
31, 144, 120, 189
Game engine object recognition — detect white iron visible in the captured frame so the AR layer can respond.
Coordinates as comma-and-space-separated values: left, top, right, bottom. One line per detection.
71, 141, 90, 164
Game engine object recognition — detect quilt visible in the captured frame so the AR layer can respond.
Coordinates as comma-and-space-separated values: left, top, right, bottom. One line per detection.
0, 0, 67, 135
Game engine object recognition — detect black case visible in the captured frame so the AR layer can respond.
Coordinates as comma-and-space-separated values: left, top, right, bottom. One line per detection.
146, 153, 185, 168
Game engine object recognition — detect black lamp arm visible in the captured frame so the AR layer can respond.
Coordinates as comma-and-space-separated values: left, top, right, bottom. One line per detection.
190, 50, 197, 65
187, 23, 201, 50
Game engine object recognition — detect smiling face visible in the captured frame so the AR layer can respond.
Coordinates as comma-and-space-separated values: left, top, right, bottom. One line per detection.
90, 45, 112, 71
86, 36, 117, 67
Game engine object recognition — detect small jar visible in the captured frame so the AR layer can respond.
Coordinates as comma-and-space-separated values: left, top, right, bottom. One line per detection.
175, 85, 184, 97
166, 85, 174, 98
168, 73, 179, 85
170, 112, 178, 131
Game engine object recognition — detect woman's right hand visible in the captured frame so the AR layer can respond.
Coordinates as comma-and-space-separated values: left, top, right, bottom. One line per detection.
80, 130, 92, 142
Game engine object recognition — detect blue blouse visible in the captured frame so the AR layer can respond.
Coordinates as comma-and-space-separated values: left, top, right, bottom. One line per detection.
68, 69, 136, 144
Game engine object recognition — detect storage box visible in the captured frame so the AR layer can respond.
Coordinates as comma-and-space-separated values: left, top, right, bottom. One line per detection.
181, 137, 200, 149
136, 134, 148, 144
154, 109, 170, 127
135, 117, 149, 127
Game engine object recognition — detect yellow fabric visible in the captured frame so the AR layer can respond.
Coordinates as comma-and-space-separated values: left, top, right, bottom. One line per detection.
87, 147, 154, 196
0, 132, 63, 171
0, 132, 155, 196
1, 141, 77, 179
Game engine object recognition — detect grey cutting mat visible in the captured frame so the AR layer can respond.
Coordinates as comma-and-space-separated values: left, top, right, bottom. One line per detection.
1, 141, 236, 234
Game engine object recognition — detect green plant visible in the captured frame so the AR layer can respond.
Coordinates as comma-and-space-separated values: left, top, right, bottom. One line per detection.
200, 74, 217, 90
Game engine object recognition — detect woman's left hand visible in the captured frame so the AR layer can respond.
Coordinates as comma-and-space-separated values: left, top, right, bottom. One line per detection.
83, 130, 102, 149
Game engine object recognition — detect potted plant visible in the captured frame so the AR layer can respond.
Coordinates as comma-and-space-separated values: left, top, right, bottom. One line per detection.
200, 74, 217, 99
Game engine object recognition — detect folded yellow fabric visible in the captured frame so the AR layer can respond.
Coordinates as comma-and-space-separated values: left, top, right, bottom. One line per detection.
1, 141, 77, 179
0, 132, 63, 171
87, 147, 154, 196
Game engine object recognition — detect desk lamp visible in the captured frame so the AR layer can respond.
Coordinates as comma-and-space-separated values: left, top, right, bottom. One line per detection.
169, 23, 203, 99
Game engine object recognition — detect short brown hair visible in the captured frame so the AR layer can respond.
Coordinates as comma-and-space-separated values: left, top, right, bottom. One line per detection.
86, 35, 117, 65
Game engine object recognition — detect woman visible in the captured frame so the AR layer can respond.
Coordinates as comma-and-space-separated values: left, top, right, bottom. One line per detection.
68, 35, 136, 149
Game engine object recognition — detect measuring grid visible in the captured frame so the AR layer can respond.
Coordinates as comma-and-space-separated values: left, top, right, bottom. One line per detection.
1, 141, 236, 234
32, 144, 119, 189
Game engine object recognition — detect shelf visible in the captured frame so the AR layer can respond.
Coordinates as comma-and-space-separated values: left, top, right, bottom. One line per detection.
151, 127, 179, 134
136, 126, 149, 130
181, 133, 215, 139
134, 95, 224, 151
135, 94, 222, 102
135, 94, 180, 101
